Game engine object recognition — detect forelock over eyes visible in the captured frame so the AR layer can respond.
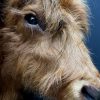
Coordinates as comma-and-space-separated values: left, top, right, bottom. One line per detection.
8, 0, 34, 8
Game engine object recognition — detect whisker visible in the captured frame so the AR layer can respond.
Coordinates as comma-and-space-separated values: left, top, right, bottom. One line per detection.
30, 26, 34, 37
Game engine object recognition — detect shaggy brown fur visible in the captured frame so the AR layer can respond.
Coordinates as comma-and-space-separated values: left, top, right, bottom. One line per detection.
0, 0, 100, 100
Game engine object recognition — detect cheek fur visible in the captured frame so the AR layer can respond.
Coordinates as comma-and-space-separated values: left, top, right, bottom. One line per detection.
0, 0, 100, 100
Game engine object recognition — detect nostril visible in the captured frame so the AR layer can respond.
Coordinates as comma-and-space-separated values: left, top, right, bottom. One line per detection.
81, 86, 100, 100
81, 86, 94, 100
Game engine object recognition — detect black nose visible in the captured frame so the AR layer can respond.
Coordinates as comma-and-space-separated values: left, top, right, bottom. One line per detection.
81, 86, 100, 100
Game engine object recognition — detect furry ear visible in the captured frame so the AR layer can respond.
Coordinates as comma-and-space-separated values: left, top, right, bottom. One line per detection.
60, 0, 89, 33
60, 0, 73, 5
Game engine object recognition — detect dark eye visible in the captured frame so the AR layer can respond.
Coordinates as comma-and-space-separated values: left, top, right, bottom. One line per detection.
24, 14, 38, 25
